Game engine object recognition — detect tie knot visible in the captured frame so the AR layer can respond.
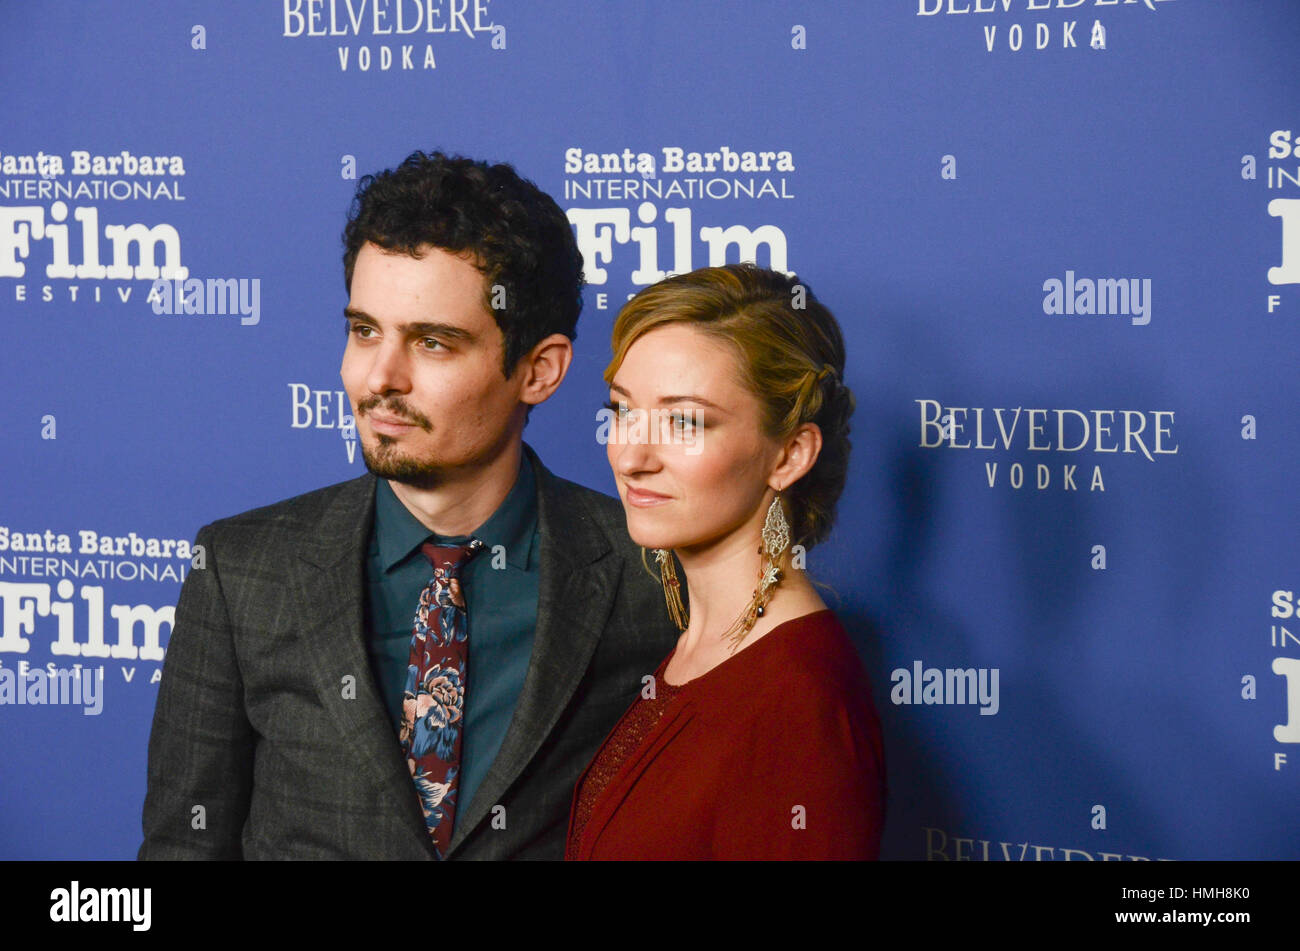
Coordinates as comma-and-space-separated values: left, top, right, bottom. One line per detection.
420, 538, 484, 575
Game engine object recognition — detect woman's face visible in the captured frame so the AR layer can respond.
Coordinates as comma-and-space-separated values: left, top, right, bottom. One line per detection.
606, 323, 782, 553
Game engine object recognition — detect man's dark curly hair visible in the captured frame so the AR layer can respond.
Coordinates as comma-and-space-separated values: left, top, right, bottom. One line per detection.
343, 150, 584, 376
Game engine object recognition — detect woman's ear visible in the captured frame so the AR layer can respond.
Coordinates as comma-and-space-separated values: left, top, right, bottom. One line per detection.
770, 422, 823, 492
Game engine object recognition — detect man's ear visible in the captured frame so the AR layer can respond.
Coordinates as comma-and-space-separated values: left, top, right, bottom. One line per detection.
517, 333, 574, 406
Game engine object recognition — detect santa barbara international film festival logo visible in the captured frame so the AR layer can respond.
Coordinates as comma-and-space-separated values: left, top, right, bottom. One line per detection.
0, 523, 199, 712
915, 0, 1178, 55
1249, 128, 1300, 316
1264, 591, 1300, 773
563, 145, 798, 310
0, 148, 260, 324
915, 399, 1179, 492
279, 0, 507, 73
1, 149, 186, 308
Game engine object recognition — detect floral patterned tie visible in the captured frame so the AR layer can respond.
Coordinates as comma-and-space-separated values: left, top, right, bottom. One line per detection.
399, 538, 483, 858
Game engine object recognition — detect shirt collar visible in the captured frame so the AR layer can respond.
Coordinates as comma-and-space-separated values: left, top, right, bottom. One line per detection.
374, 453, 537, 573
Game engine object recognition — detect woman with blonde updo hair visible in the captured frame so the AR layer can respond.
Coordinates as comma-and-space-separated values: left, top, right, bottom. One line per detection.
565, 263, 885, 860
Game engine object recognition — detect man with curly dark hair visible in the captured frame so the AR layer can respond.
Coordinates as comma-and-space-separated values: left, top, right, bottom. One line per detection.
139, 151, 677, 860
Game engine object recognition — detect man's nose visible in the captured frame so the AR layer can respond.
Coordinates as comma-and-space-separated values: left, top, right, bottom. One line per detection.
366, 340, 411, 394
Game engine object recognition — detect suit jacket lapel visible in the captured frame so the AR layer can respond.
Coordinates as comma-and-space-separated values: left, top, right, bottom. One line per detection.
290, 474, 429, 844
447, 447, 619, 856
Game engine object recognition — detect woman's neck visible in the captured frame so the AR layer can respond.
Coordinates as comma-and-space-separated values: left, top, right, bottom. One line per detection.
665, 530, 827, 685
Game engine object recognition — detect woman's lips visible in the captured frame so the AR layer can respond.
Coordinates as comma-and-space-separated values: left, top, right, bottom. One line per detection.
625, 486, 672, 507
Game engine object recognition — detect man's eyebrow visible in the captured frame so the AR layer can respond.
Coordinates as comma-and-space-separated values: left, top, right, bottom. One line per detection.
608, 381, 724, 410
406, 321, 477, 342
343, 308, 477, 341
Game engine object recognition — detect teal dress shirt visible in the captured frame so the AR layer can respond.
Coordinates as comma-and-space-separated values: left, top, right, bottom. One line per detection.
364, 455, 540, 827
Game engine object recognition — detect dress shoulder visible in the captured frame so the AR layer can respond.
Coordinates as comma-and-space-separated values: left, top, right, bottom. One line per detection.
694, 610, 887, 859
691, 610, 877, 716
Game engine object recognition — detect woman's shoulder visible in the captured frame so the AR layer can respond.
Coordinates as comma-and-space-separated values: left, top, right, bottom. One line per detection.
751, 608, 866, 674
686, 610, 885, 782
694, 609, 877, 710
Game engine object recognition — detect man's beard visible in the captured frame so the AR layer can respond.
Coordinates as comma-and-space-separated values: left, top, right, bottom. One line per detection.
356, 396, 442, 487
360, 437, 445, 488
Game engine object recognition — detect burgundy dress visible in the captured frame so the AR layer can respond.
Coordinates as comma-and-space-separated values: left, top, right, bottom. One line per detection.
566, 609, 886, 860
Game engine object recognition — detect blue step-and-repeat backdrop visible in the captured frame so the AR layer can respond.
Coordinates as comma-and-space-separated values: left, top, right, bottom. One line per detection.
1, 1, 1297, 860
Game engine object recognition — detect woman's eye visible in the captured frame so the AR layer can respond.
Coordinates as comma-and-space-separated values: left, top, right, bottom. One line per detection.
670, 411, 704, 433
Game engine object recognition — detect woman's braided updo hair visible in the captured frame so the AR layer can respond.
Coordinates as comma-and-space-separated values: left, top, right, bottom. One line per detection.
606, 263, 854, 550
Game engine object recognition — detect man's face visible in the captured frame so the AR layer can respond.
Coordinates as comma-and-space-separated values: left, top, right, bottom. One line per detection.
341, 242, 525, 485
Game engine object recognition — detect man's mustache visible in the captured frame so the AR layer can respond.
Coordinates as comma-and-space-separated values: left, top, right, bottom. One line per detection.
356, 396, 434, 431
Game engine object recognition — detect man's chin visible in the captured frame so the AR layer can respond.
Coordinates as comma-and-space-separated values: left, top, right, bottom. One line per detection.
361, 443, 445, 487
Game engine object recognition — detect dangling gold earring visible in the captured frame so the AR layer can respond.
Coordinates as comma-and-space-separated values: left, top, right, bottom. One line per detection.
654, 549, 689, 631
722, 491, 791, 649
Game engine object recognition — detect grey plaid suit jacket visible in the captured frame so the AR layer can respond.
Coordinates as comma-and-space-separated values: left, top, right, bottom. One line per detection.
138, 444, 677, 860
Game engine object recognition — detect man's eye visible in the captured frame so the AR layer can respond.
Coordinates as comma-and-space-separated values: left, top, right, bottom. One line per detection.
350, 324, 374, 338
420, 338, 446, 351
603, 400, 630, 417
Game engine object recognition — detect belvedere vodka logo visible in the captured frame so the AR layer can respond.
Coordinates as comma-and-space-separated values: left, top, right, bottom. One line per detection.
280, 0, 505, 73
915, 0, 1178, 55
923, 826, 1169, 862
915, 399, 1179, 491
288, 383, 360, 464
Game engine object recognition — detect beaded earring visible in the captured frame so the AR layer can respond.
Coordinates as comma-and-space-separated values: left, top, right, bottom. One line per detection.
720, 492, 790, 649
654, 548, 689, 631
